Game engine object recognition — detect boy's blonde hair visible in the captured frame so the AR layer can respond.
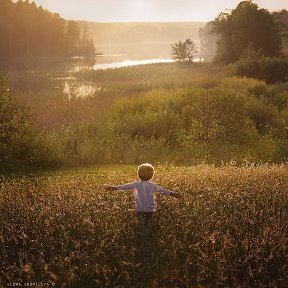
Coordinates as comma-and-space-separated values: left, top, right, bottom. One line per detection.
138, 163, 154, 181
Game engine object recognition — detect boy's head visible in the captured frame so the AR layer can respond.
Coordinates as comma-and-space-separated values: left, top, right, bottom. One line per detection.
138, 163, 154, 181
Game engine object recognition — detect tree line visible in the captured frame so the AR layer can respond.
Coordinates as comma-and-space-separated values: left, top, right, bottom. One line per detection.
0, 0, 95, 67
172, 2, 288, 65
200, 2, 288, 64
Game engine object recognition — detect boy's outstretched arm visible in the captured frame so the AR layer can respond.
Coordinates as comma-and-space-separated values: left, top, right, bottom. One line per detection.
105, 183, 134, 191
154, 184, 183, 200
170, 192, 183, 200
105, 186, 117, 191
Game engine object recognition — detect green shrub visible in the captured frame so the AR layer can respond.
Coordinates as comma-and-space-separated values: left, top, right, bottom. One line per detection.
233, 57, 288, 83
98, 86, 277, 164
0, 77, 36, 170
246, 98, 281, 135
0, 76, 67, 171
7, 64, 288, 169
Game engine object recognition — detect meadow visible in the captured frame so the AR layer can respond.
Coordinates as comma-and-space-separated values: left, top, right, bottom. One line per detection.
17, 63, 228, 131
6, 61, 287, 170
1, 164, 288, 287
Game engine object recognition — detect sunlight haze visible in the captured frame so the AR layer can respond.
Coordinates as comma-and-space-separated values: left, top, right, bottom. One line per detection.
33, 0, 288, 22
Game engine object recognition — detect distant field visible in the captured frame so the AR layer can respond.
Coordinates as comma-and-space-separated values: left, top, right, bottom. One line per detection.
1, 164, 287, 287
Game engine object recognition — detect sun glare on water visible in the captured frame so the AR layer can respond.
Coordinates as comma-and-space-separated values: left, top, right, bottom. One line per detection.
93, 59, 174, 70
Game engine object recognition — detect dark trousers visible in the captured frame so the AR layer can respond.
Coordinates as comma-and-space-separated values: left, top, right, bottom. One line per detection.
136, 212, 154, 234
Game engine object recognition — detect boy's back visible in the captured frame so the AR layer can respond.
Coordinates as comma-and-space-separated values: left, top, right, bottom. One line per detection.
116, 180, 171, 212
105, 163, 182, 233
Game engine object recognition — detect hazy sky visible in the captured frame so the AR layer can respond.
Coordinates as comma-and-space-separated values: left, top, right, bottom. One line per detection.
33, 0, 288, 22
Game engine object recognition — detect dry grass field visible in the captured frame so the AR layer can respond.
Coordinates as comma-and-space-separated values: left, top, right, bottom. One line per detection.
1, 164, 288, 287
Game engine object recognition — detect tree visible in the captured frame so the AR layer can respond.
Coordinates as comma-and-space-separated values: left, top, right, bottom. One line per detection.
65, 20, 80, 55
78, 24, 96, 56
199, 22, 218, 62
274, 9, 288, 56
213, 1, 283, 64
171, 39, 198, 62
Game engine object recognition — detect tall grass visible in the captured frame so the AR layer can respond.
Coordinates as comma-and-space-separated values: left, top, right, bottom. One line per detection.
1, 164, 287, 287
77, 62, 228, 92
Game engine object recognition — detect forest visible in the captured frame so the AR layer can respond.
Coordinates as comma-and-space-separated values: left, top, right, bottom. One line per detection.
0, 0, 95, 68
199, 6, 288, 63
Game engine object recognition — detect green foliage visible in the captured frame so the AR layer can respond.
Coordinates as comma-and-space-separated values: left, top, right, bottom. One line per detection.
5, 64, 288, 170
177, 89, 259, 164
0, 75, 66, 171
88, 77, 288, 165
214, 1, 282, 63
0, 76, 34, 170
233, 56, 288, 83
171, 39, 198, 62
274, 9, 288, 56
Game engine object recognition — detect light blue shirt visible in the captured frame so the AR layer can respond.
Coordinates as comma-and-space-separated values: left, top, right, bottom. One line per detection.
116, 181, 172, 212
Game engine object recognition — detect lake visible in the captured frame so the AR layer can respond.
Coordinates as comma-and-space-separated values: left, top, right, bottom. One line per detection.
93, 57, 174, 70
69, 54, 174, 71
7, 55, 177, 98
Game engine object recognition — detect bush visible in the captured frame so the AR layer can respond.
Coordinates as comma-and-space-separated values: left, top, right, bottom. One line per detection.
233, 57, 288, 83
0, 77, 36, 170
97, 85, 277, 164
7, 63, 288, 169
0, 76, 64, 171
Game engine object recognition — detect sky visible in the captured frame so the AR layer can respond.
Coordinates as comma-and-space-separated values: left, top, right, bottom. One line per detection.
33, 0, 288, 22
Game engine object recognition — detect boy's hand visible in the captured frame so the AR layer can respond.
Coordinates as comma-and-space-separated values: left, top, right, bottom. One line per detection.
171, 192, 183, 200
105, 186, 117, 191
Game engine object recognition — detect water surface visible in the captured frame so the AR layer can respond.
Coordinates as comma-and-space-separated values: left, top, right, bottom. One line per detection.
93, 58, 174, 70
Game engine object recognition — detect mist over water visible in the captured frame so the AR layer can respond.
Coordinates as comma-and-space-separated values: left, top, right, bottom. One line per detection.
88, 22, 204, 57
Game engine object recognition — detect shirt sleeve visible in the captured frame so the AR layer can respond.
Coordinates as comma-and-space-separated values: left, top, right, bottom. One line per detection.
116, 182, 135, 191
153, 184, 172, 196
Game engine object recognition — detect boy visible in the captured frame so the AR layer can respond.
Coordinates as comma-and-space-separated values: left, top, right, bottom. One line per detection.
105, 163, 182, 233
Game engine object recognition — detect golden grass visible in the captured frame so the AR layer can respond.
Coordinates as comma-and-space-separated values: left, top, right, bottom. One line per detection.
1, 164, 288, 287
